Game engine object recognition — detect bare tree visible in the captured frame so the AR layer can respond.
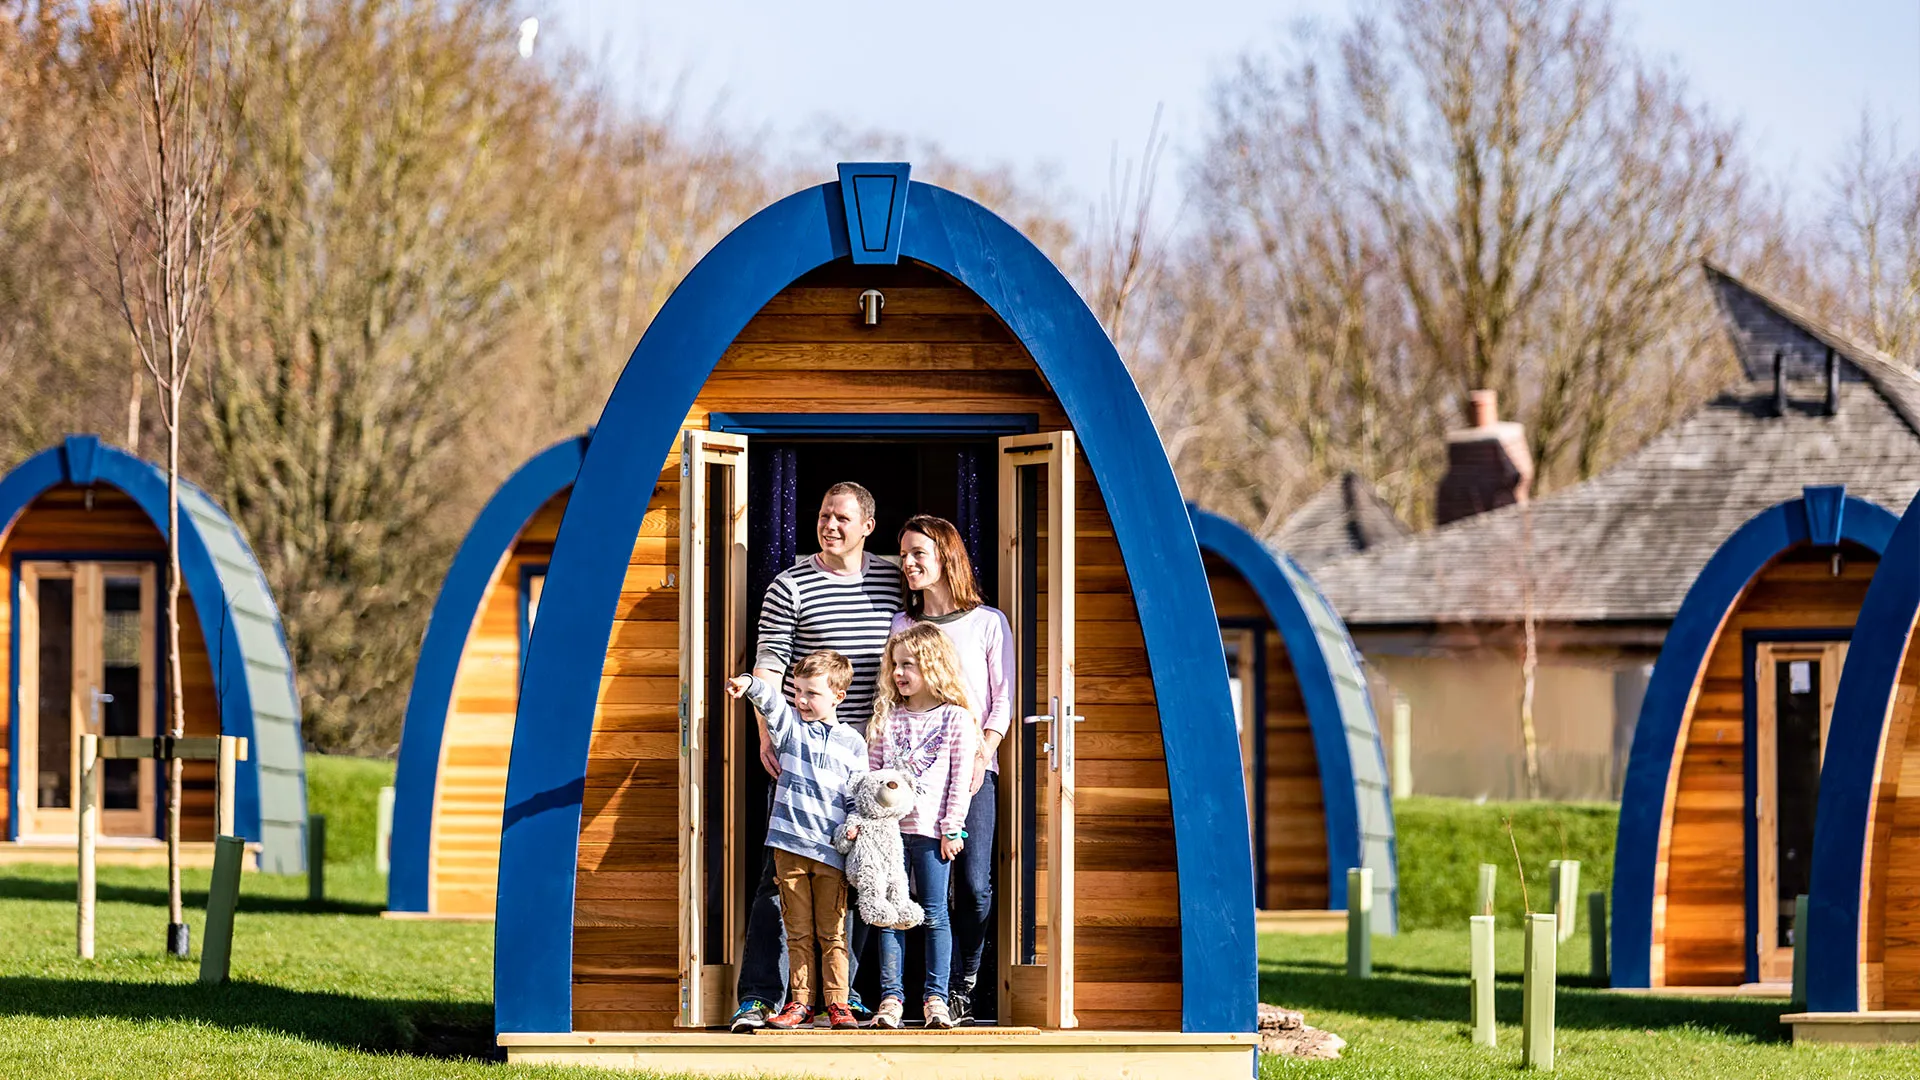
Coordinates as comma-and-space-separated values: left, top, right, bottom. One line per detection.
85, 0, 243, 954
1825, 115, 1920, 360
202, 0, 774, 753
0, 3, 133, 458
1160, 0, 1759, 534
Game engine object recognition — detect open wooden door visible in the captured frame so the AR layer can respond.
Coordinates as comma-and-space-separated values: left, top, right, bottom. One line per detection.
997, 430, 1077, 1029
677, 430, 749, 1028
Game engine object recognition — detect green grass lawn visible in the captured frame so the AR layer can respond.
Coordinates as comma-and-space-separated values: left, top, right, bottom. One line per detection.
1259, 928, 1920, 1077
0, 755, 610, 1079
5, 758, 1919, 1076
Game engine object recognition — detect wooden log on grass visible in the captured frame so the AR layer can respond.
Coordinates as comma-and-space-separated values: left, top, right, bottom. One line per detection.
1522, 912, 1556, 1069
199, 835, 245, 984
1470, 914, 1496, 1047
1347, 867, 1372, 979
77, 733, 99, 961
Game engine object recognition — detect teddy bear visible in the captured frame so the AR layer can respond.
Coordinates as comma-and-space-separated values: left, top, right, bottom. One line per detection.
834, 768, 923, 930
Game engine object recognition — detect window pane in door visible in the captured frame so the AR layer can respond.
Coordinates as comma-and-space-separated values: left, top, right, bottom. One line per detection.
1774, 657, 1823, 949
102, 576, 144, 811
36, 577, 75, 809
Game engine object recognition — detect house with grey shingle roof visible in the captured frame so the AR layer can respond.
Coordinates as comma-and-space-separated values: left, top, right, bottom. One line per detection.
1273, 472, 1412, 572
1311, 266, 1920, 801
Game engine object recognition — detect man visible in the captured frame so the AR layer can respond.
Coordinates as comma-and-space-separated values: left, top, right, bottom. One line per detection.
731, 481, 905, 1032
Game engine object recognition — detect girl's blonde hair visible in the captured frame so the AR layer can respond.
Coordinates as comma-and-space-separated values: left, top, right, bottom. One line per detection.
871, 621, 972, 729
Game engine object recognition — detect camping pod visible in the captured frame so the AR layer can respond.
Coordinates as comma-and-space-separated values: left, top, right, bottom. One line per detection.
492, 165, 1255, 1078
0, 436, 306, 872
1789, 490, 1920, 1041
1612, 485, 1895, 990
387, 435, 584, 917
1188, 504, 1397, 934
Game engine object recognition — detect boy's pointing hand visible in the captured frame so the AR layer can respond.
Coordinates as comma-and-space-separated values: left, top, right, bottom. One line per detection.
725, 674, 752, 699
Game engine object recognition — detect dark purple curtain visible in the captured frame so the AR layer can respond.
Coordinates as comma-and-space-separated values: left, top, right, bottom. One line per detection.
748, 447, 799, 611
954, 446, 984, 592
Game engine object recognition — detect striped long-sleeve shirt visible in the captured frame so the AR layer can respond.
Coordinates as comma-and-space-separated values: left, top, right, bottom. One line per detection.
746, 676, 868, 869
754, 552, 905, 733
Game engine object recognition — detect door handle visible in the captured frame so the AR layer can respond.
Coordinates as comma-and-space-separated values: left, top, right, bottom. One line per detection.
91, 688, 115, 727
1025, 697, 1084, 771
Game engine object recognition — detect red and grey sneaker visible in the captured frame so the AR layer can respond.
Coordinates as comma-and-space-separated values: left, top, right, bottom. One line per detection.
766, 1001, 815, 1030
825, 1002, 859, 1030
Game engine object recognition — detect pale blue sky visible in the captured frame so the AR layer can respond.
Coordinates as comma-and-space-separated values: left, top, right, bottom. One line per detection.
547, 0, 1920, 222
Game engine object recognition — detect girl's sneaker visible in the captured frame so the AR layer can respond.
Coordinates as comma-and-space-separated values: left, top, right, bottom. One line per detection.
923, 996, 954, 1029
825, 1002, 859, 1030
767, 1002, 815, 1030
870, 998, 904, 1029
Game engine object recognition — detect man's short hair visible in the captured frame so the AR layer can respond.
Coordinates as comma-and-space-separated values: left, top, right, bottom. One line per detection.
793, 649, 855, 694
822, 481, 876, 523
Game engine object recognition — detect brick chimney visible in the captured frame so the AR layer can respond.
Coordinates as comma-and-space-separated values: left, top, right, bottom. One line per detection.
1435, 390, 1534, 526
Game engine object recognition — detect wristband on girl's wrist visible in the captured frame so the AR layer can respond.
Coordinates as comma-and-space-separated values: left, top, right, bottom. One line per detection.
944, 830, 967, 840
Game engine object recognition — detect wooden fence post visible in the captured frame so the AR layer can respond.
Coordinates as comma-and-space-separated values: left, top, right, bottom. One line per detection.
77, 733, 99, 961
307, 814, 327, 906
1522, 912, 1557, 1069
1477, 863, 1497, 917
1792, 894, 1809, 1008
1470, 914, 1496, 1047
377, 785, 395, 876
199, 835, 246, 984
1588, 891, 1608, 984
1347, 867, 1372, 978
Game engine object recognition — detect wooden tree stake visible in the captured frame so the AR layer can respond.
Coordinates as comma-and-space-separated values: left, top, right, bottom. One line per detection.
1522, 912, 1557, 1069
1588, 891, 1608, 984
1347, 867, 1373, 978
307, 814, 327, 906
1470, 914, 1496, 1047
199, 835, 245, 984
1548, 860, 1580, 943
1477, 863, 1498, 917
216, 735, 243, 838
77, 733, 99, 961
377, 785, 395, 876
1792, 894, 1809, 1008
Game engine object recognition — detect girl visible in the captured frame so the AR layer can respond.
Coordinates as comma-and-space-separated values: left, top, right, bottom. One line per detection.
861, 620, 977, 1029
891, 515, 1012, 1025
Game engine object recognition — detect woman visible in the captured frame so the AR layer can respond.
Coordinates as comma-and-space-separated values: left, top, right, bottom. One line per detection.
890, 514, 1013, 1026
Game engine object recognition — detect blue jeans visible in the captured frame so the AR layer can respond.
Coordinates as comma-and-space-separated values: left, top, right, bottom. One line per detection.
879, 835, 953, 1005
952, 770, 996, 995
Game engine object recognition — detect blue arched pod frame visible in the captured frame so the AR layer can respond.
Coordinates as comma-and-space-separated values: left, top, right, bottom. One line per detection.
494, 174, 1252, 1035
1610, 486, 1896, 988
1804, 490, 1920, 1011
387, 435, 586, 913
1187, 504, 1398, 932
0, 436, 307, 872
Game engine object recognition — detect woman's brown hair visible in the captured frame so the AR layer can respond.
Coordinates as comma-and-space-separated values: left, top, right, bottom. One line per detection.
898, 514, 983, 615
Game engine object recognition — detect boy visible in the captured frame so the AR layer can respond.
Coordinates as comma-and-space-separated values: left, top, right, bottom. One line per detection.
726, 650, 868, 1030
